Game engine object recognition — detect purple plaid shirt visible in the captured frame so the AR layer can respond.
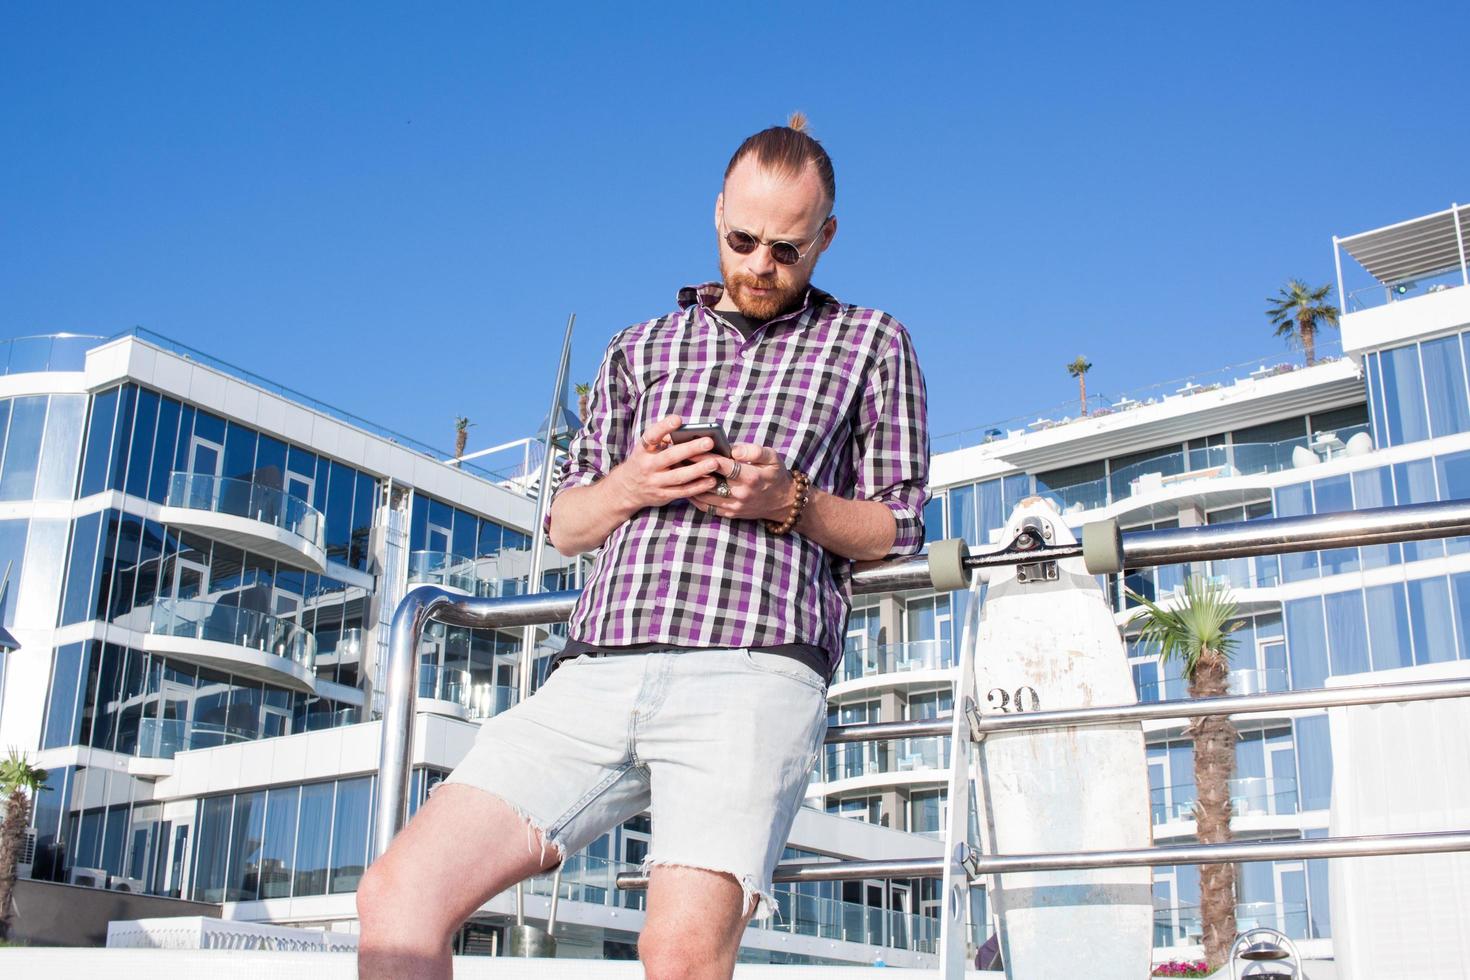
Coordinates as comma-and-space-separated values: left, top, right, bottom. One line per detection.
549, 282, 930, 672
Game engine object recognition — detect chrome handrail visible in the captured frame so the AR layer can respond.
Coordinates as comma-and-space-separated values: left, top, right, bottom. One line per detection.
372, 498, 1470, 868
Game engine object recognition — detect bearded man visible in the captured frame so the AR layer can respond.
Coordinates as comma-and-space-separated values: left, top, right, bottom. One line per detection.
358, 114, 930, 980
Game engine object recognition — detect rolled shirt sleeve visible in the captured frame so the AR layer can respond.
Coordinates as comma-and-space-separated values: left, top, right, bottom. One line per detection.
544, 334, 635, 534
853, 324, 930, 557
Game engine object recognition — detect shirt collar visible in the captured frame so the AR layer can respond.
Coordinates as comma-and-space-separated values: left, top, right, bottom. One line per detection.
676, 281, 838, 321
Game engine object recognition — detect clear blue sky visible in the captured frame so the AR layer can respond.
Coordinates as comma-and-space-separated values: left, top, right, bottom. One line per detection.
3, 2, 1466, 461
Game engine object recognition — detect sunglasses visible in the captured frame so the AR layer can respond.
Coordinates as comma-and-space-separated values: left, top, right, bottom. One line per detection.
721, 215, 832, 266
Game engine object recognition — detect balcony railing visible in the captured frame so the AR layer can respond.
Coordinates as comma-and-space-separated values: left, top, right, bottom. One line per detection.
815, 736, 952, 784
466, 682, 517, 720
838, 640, 954, 684
1036, 432, 1371, 517
0, 333, 103, 374
149, 597, 317, 671
407, 551, 486, 595
418, 663, 470, 707
1154, 900, 1311, 944
521, 851, 965, 954
1137, 668, 1289, 704
166, 472, 324, 547
1150, 776, 1299, 826
134, 718, 254, 759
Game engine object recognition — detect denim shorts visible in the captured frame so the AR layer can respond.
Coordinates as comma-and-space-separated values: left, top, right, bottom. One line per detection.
443, 647, 829, 919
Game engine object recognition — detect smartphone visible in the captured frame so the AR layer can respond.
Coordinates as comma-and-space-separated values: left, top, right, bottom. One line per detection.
669, 422, 733, 457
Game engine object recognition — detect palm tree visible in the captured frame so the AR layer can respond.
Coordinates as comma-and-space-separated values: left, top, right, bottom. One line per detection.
1128, 577, 1241, 972
574, 383, 592, 425
1066, 356, 1092, 415
453, 416, 474, 467
0, 749, 48, 940
1266, 280, 1340, 367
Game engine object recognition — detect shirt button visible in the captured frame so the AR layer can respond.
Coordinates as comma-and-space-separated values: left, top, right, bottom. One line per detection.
741, 348, 753, 359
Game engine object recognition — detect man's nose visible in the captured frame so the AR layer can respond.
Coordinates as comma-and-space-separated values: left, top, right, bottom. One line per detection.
746, 244, 778, 277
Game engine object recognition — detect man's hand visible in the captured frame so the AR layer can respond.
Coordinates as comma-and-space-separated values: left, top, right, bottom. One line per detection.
688, 442, 796, 521
607, 415, 724, 511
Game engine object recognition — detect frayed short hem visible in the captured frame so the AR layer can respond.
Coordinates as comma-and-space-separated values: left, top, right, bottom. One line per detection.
433, 780, 566, 868
639, 858, 779, 922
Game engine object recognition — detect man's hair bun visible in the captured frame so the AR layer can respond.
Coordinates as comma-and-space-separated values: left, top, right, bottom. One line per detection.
787, 111, 808, 133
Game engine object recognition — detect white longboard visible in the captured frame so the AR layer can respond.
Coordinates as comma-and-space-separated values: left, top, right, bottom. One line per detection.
972, 498, 1152, 978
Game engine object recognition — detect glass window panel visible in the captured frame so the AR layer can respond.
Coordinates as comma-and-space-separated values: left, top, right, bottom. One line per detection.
89, 642, 127, 750
922, 494, 945, 545
124, 389, 159, 500
42, 642, 89, 749
1380, 344, 1430, 446
1323, 590, 1369, 677
1001, 474, 1031, 515
1366, 583, 1412, 671
950, 483, 978, 546
100, 803, 129, 877
114, 647, 147, 755
1295, 716, 1333, 811
1352, 467, 1401, 568
36, 394, 86, 500
1275, 484, 1317, 582
325, 462, 355, 565
222, 421, 258, 482
1365, 353, 1388, 449
0, 395, 48, 500
1420, 335, 1470, 437
173, 405, 196, 473
107, 386, 137, 491
1407, 577, 1455, 665
977, 480, 1002, 541
79, 388, 120, 497
107, 514, 144, 622
147, 397, 181, 504
0, 518, 29, 629
226, 790, 265, 902
451, 507, 477, 563
476, 518, 502, 559
191, 795, 234, 902
1394, 459, 1443, 562
293, 782, 334, 896
329, 776, 371, 893
1436, 450, 1470, 556
254, 435, 287, 489
1285, 597, 1327, 690
260, 786, 300, 899
1313, 475, 1358, 575
352, 472, 376, 570
1452, 573, 1470, 661
1109, 444, 1185, 501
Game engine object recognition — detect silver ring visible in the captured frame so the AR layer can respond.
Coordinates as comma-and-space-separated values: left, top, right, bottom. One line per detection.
729, 461, 742, 481
715, 479, 732, 498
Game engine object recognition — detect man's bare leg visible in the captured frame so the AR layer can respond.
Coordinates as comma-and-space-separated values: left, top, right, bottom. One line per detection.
638, 866, 757, 980
357, 783, 560, 979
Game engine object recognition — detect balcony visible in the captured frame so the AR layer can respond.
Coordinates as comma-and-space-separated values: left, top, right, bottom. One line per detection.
406, 551, 491, 596
145, 598, 317, 692
1155, 900, 1311, 946
417, 663, 518, 720
159, 472, 326, 571
1136, 668, 1289, 704
813, 736, 952, 787
834, 640, 954, 688
1150, 775, 1299, 827
1037, 432, 1371, 521
0, 333, 103, 374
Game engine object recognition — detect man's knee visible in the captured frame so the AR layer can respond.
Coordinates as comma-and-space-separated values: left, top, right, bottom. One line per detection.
356, 860, 397, 930
639, 918, 741, 978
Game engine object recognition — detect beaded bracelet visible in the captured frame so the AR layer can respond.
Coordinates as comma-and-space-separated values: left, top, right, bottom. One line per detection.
764, 468, 811, 535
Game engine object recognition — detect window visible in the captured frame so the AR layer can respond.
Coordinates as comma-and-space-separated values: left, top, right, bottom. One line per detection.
1407, 577, 1455, 665
1378, 344, 1429, 445
1365, 583, 1412, 670
0, 396, 48, 500
1275, 484, 1317, 582
1285, 597, 1327, 690
1323, 591, 1369, 677
1313, 475, 1357, 576
1351, 467, 1401, 568
1420, 335, 1470, 437
1394, 459, 1442, 562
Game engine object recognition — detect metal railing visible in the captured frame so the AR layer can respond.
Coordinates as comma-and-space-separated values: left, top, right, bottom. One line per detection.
165, 472, 325, 548
150, 597, 317, 671
371, 497, 1470, 973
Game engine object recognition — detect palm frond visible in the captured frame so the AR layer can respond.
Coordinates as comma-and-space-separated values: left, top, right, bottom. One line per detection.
1126, 576, 1241, 679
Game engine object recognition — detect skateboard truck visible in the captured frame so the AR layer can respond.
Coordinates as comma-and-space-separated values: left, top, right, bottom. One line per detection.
1013, 515, 1058, 584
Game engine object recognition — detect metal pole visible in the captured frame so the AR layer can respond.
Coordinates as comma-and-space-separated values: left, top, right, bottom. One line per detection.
612, 829, 1470, 890
372, 586, 455, 860
822, 675, 1470, 743
1453, 202, 1468, 287
520, 312, 576, 705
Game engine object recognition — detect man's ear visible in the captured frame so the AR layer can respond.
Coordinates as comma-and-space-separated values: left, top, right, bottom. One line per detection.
714, 192, 724, 231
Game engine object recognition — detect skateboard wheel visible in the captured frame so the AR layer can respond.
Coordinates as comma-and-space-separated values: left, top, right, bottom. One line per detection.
928, 537, 971, 591
1082, 519, 1124, 574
